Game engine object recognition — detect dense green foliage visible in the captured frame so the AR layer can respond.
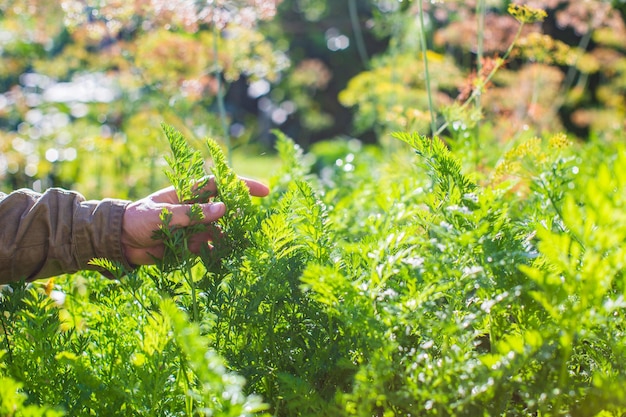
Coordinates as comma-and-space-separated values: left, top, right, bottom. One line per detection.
2, 123, 626, 416
2, 1, 626, 416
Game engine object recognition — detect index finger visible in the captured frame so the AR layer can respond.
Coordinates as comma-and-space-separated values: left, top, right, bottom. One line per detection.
194, 176, 269, 199
241, 177, 270, 197
150, 176, 269, 205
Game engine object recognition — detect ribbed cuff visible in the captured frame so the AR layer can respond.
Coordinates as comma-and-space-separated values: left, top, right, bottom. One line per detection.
74, 198, 135, 276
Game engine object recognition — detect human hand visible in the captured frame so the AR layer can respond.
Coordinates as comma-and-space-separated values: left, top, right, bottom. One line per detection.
121, 177, 269, 265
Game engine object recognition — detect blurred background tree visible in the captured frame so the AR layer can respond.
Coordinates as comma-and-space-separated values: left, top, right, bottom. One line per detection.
0, 0, 290, 198
1, 0, 625, 198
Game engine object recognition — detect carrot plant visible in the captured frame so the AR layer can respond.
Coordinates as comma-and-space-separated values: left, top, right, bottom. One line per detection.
2, 123, 626, 416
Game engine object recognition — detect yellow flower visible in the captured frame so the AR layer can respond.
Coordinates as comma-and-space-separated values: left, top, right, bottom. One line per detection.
549, 133, 571, 150
508, 4, 548, 24
516, 33, 575, 66
513, 137, 542, 158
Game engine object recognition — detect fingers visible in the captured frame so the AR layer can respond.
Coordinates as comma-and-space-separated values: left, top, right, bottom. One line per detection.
186, 231, 217, 253
190, 177, 217, 201
193, 176, 270, 198
123, 244, 164, 265
242, 177, 270, 197
166, 202, 226, 228
123, 187, 234, 265
147, 186, 180, 204
149, 176, 269, 204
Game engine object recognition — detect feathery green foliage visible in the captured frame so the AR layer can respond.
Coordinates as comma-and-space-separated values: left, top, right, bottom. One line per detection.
202, 137, 258, 271
2, 1, 626, 415
162, 123, 210, 203
394, 132, 477, 205
0, 375, 63, 417
2, 125, 626, 416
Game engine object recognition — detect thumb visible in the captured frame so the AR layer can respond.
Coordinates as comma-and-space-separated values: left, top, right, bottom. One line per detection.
166, 202, 226, 227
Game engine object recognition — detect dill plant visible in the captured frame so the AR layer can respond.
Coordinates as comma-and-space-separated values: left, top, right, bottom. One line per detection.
434, 3, 548, 138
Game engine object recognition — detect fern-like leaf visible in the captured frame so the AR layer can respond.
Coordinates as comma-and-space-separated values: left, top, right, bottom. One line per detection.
161, 123, 209, 203
394, 132, 477, 206
203, 138, 259, 269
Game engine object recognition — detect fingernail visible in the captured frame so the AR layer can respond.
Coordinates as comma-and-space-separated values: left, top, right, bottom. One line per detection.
208, 202, 226, 216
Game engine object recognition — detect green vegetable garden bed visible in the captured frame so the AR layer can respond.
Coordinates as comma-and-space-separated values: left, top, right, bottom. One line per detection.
2, 125, 626, 416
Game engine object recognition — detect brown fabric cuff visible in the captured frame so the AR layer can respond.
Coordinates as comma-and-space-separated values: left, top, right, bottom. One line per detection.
74, 197, 135, 276
0, 188, 133, 284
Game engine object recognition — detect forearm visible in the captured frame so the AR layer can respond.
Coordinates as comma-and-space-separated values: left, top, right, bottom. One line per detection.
0, 188, 133, 284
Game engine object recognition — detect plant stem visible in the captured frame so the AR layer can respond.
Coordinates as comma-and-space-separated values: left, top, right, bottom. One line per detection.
474, 0, 486, 167
348, 0, 369, 67
538, 176, 585, 249
476, 0, 485, 88
127, 284, 156, 320
177, 346, 195, 416
184, 239, 199, 323
418, 0, 437, 136
435, 23, 525, 137
213, 25, 232, 166
0, 311, 13, 363
550, 28, 593, 116
555, 331, 574, 415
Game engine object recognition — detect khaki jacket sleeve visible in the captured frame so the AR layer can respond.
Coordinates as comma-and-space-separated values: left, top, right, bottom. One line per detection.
0, 188, 133, 284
